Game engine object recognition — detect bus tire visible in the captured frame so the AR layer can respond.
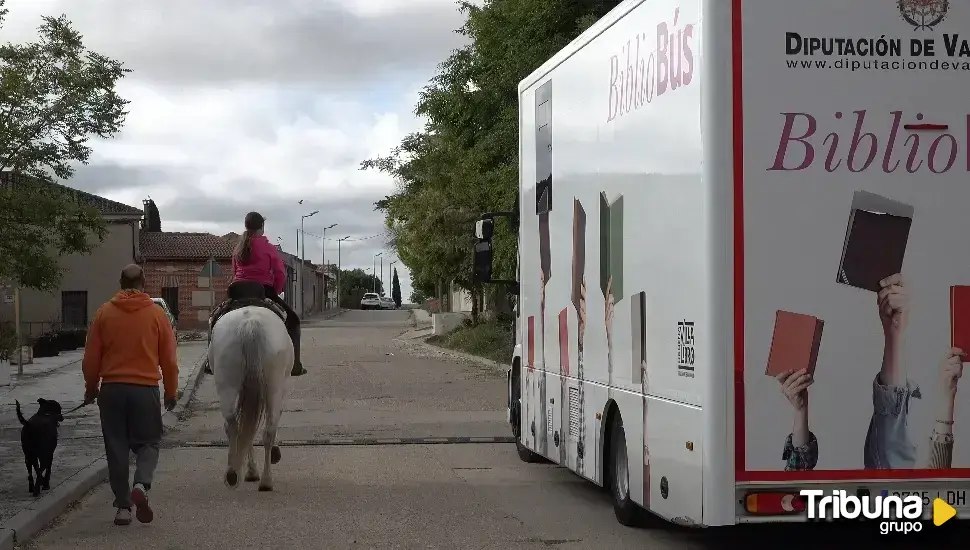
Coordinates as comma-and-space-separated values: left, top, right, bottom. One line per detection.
511, 368, 541, 463
608, 411, 643, 527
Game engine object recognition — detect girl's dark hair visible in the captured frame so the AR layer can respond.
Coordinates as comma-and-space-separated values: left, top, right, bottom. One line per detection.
235, 211, 265, 264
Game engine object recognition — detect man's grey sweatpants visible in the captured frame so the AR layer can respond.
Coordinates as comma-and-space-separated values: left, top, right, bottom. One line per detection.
98, 383, 163, 509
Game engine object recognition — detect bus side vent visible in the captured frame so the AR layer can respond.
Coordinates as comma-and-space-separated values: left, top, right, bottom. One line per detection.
568, 387, 580, 438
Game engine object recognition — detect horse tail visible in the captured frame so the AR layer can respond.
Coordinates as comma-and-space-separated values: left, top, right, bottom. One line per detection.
230, 311, 267, 469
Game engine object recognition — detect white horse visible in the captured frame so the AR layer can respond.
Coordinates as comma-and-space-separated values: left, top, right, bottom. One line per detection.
208, 305, 292, 491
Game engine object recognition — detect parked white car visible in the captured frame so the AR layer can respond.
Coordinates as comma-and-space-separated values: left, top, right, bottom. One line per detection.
360, 293, 381, 310
379, 296, 397, 310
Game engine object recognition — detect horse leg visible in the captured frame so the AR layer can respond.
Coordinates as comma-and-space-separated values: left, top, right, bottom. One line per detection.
222, 415, 240, 488
245, 447, 260, 482
258, 379, 283, 492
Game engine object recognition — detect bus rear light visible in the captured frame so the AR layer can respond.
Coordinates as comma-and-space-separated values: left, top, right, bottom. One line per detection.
744, 492, 805, 515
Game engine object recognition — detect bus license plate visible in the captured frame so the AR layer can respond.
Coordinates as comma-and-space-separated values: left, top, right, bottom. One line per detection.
880, 489, 967, 509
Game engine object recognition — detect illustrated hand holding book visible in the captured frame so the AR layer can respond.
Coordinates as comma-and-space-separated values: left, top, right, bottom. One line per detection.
837, 190, 913, 292
572, 199, 586, 311
765, 310, 824, 377
599, 192, 624, 301
539, 187, 552, 282
950, 286, 970, 362
632, 291, 646, 386
559, 308, 569, 376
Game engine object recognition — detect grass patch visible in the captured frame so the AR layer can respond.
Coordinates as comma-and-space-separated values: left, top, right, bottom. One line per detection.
429, 319, 514, 364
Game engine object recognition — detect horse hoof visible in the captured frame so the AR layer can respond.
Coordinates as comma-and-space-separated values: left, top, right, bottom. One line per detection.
271, 446, 281, 464
225, 471, 238, 487
245, 474, 260, 482
258, 484, 273, 492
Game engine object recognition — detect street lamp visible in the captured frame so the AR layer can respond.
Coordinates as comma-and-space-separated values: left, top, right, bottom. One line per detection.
388, 260, 398, 303
321, 223, 337, 309
300, 209, 318, 316
337, 236, 351, 307
373, 252, 383, 293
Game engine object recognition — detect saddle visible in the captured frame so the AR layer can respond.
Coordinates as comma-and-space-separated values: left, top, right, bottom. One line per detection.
208, 281, 287, 333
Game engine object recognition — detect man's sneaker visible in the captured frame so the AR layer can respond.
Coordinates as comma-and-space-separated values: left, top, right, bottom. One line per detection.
130, 484, 154, 523
114, 508, 132, 526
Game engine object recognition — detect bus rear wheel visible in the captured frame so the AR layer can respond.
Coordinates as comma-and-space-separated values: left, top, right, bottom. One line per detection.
608, 411, 644, 527
511, 370, 541, 463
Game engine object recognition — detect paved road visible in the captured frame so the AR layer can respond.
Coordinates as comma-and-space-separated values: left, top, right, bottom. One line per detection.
21, 310, 967, 548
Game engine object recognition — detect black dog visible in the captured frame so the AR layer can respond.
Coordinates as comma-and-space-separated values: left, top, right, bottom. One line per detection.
16, 398, 64, 497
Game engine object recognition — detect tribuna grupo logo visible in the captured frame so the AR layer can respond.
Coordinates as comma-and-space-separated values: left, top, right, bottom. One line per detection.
800, 489, 929, 534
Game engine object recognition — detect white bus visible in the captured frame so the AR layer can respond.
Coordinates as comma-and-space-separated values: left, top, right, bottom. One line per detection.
473, 0, 970, 528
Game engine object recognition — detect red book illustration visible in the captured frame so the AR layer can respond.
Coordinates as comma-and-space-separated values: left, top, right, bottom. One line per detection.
559, 308, 569, 376
950, 286, 970, 355
765, 310, 824, 377
528, 316, 535, 371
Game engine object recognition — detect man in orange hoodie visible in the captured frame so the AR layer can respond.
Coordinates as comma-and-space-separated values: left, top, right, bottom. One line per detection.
82, 264, 179, 526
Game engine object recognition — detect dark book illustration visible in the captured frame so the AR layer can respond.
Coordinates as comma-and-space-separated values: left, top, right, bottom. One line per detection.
599, 192, 624, 300
632, 291, 646, 386
559, 308, 569, 376
765, 310, 824, 377
837, 190, 913, 292
572, 199, 586, 311
951, 286, 970, 357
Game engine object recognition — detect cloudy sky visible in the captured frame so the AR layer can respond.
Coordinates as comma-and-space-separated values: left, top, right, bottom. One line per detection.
4, 0, 470, 301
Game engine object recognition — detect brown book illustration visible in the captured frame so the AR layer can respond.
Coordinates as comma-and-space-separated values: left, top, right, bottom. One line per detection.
632, 291, 646, 386
765, 310, 824, 377
837, 190, 913, 292
951, 286, 970, 356
599, 192, 624, 300
572, 199, 586, 311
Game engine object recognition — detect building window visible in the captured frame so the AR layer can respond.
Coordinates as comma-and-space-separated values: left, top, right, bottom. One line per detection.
161, 286, 179, 320
61, 291, 88, 329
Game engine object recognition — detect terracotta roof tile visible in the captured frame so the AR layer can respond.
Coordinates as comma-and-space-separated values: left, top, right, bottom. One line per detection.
0, 171, 142, 216
140, 232, 236, 260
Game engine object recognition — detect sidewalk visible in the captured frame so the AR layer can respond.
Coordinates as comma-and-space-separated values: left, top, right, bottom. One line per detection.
0, 341, 208, 548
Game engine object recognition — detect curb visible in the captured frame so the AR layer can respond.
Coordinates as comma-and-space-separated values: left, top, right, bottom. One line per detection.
0, 458, 107, 548
162, 349, 209, 433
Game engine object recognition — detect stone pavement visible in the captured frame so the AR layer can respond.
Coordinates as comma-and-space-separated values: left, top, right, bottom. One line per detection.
0, 341, 208, 529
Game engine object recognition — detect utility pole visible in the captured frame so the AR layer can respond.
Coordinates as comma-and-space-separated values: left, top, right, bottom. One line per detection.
300, 209, 318, 316
337, 236, 350, 308
373, 252, 383, 293
380, 255, 384, 295
321, 223, 336, 309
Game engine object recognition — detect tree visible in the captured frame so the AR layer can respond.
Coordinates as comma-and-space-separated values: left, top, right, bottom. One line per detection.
410, 288, 429, 305
363, 0, 618, 317
391, 268, 402, 307
0, 0, 131, 291
338, 268, 383, 296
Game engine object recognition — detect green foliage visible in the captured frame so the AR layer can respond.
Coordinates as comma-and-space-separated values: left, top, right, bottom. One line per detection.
0, 0, 130, 291
338, 268, 383, 295
409, 288, 429, 305
362, 0, 619, 296
391, 268, 402, 307
430, 319, 514, 364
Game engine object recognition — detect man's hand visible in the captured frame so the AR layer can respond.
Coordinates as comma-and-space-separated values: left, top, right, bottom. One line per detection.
164, 397, 178, 412
83, 388, 98, 405
941, 347, 965, 399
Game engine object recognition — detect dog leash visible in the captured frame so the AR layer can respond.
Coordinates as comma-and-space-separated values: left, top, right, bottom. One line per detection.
64, 402, 89, 414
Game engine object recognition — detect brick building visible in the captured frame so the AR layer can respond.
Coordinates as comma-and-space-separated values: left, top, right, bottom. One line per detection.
138, 199, 235, 330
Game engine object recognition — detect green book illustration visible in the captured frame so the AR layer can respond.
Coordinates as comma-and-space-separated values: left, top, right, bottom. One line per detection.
599, 192, 624, 301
